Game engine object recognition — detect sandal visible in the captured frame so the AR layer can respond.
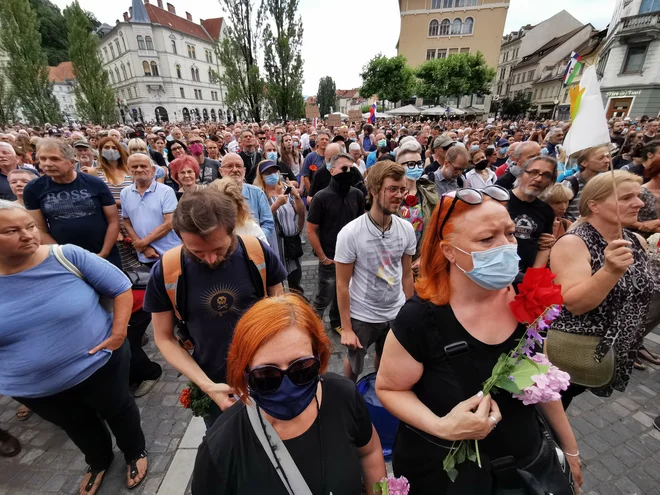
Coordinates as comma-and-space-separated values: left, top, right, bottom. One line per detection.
634, 359, 647, 370
639, 346, 660, 365
15, 405, 33, 422
82, 466, 106, 494
127, 450, 148, 490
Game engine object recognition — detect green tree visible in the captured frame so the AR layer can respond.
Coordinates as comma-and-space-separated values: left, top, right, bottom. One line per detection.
0, 0, 62, 124
0, 72, 19, 125
29, 0, 69, 66
360, 54, 416, 106
215, 0, 266, 122
416, 51, 495, 106
500, 93, 532, 119
263, 0, 305, 121
317, 76, 336, 117
64, 1, 116, 124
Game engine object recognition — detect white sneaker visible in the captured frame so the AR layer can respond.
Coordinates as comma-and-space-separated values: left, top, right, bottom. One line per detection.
133, 375, 162, 398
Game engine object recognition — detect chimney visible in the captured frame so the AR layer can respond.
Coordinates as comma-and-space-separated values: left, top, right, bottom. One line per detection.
167, 3, 175, 14
129, 6, 133, 17
186, 11, 192, 21
123, 11, 129, 21
157, 0, 163, 8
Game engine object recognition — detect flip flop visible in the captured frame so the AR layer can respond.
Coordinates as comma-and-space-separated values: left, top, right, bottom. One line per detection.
634, 359, 647, 371
82, 467, 106, 494
127, 450, 148, 490
639, 346, 660, 365
15, 405, 33, 422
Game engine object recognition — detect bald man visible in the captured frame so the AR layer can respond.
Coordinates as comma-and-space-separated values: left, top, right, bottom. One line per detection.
308, 142, 342, 198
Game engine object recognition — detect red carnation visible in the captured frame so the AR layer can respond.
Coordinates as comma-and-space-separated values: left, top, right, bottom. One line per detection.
123, 236, 133, 245
509, 268, 563, 324
179, 388, 192, 409
310, 165, 318, 172
405, 195, 418, 207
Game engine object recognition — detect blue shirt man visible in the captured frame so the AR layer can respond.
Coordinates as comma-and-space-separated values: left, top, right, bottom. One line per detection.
120, 154, 181, 263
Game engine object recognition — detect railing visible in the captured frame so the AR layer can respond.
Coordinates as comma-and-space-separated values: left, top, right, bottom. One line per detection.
621, 12, 660, 30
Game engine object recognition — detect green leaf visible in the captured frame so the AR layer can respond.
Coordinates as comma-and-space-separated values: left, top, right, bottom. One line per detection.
446, 467, 459, 482
494, 375, 524, 395
508, 358, 549, 390
456, 443, 466, 464
467, 448, 477, 463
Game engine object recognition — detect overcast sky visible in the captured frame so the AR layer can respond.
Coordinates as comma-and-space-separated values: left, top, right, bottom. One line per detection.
51, 0, 616, 95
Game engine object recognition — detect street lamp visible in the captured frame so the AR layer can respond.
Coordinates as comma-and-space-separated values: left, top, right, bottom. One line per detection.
552, 98, 559, 120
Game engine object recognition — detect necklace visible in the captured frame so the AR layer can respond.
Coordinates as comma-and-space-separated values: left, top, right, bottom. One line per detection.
366, 211, 392, 239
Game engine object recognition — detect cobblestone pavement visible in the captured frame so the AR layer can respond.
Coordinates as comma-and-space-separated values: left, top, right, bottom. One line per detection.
3, 242, 660, 494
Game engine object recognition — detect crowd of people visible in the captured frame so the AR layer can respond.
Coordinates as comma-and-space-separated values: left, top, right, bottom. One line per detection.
0, 112, 659, 494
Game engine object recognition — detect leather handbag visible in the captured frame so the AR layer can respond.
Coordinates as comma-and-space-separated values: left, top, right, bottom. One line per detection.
545, 329, 615, 388
123, 266, 152, 290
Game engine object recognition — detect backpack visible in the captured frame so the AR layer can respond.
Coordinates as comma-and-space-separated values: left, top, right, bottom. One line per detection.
161, 235, 267, 351
564, 175, 580, 199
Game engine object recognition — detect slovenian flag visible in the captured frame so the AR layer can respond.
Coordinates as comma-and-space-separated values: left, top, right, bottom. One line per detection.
563, 52, 583, 86
369, 101, 377, 123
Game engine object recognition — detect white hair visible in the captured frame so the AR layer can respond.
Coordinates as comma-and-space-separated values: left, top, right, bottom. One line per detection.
0, 142, 16, 155
0, 199, 25, 210
349, 142, 361, 152
395, 139, 423, 161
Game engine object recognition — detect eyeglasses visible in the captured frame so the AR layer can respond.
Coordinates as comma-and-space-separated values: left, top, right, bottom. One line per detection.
523, 169, 554, 181
246, 356, 320, 393
401, 160, 423, 170
384, 186, 409, 196
221, 163, 244, 170
438, 185, 510, 240
171, 146, 183, 151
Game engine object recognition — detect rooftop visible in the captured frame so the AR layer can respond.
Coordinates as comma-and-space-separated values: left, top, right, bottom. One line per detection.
336, 89, 360, 99
48, 62, 75, 83
513, 25, 589, 71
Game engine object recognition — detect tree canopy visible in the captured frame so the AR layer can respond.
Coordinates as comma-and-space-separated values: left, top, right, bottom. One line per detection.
317, 76, 336, 117
359, 54, 416, 104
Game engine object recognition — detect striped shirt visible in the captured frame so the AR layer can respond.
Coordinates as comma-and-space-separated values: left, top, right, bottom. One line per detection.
561, 173, 586, 222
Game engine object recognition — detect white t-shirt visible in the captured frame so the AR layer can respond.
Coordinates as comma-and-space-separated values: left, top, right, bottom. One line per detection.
334, 214, 416, 323
466, 168, 497, 189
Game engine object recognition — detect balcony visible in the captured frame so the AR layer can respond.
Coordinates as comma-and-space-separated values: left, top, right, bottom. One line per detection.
617, 12, 660, 41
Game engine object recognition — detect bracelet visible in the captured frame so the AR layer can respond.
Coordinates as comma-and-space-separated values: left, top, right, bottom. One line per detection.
320, 257, 327, 263
563, 451, 579, 457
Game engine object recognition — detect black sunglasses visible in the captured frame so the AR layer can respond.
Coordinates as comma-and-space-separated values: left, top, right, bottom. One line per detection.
438, 185, 510, 240
246, 356, 320, 393
402, 160, 423, 169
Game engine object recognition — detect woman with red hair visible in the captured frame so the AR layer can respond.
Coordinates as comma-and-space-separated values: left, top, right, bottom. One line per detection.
376, 186, 581, 494
192, 294, 386, 494
169, 155, 201, 200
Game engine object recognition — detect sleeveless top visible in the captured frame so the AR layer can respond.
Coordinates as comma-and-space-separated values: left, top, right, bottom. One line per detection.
551, 222, 654, 397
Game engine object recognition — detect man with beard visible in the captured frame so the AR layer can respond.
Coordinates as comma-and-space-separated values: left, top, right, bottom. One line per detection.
610, 120, 625, 150
507, 155, 557, 272
335, 160, 415, 382
307, 153, 364, 336
144, 187, 286, 427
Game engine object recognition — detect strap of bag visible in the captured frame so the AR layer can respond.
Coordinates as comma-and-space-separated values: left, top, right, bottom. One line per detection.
246, 404, 313, 495
238, 235, 267, 298
162, 245, 184, 321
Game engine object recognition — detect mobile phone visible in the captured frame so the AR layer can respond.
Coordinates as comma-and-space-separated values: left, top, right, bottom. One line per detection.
285, 186, 292, 195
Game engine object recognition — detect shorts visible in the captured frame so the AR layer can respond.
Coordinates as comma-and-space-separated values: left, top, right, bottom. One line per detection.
347, 318, 392, 376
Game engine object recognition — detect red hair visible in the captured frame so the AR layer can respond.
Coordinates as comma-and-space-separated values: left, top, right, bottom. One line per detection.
227, 294, 332, 404
169, 155, 200, 184
416, 196, 491, 305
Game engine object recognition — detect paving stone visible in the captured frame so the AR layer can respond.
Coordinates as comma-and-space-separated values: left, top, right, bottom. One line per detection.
586, 459, 613, 482
598, 453, 627, 477
620, 469, 654, 493
632, 411, 654, 427
41, 474, 69, 493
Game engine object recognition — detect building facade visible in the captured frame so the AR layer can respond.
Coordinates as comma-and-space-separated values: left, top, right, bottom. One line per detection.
48, 62, 78, 123
336, 89, 365, 114
599, 0, 660, 118
99, 0, 226, 124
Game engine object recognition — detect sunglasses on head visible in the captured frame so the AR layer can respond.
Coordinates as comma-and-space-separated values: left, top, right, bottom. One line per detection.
438, 185, 510, 240
246, 356, 320, 394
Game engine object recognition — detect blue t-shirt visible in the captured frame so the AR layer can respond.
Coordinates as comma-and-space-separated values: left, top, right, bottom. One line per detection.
143, 239, 287, 384
23, 173, 115, 255
0, 245, 131, 398
301, 151, 325, 178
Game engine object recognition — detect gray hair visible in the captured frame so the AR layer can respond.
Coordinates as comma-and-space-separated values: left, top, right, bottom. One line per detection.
513, 155, 559, 189
329, 152, 354, 169
37, 138, 75, 161
512, 141, 539, 161
348, 142, 361, 152
0, 199, 25, 210
0, 142, 16, 155
445, 145, 470, 163
395, 139, 423, 161
546, 127, 563, 139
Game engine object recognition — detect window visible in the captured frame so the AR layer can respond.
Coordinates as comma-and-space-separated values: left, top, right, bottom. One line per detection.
640, 0, 660, 14
622, 44, 647, 74
208, 68, 213, 82
127, 87, 132, 99
205, 50, 213, 63
121, 35, 127, 52
103, 47, 108, 61
426, 49, 436, 60
115, 40, 121, 55
429, 20, 439, 36
513, 48, 519, 59
196, 68, 200, 81
440, 19, 451, 35
533, 89, 537, 99
431, 0, 441, 7
464, 0, 477, 5
187, 45, 196, 59
199, 90, 203, 100
137, 36, 145, 50
437, 49, 447, 58
171, 40, 177, 54
527, 70, 534, 81
499, 68, 505, 79
443, 0, 452, 7
459, 47, 470, 54
115, 67, 121, 82
145, 36, 154, 50
521, 72, 525, 83
455, 0, 465, 7
121, 89, 125, 99
176, 64, 182, 78
211, 91, 219, 101
109, 70, 115, 84
596, 50, 609, 78
143, 60, 151, 76
191, 67, 195, 80
150, 61, 159, 76
451, 18, 462, 35
180, 87, 185, 98
110, 45, 115, 59
122, 64, 128, 80
462, 17, 473, 34
448, 47, 458, 56
127, 62, 132, 77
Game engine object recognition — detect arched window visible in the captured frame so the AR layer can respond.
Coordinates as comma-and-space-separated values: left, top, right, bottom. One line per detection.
115, 40, 121, 55
128, 87, 132, 99
109, 70, 115, 84
428, 20, 439, 37
143, 60, 151, 76
145, 36, 154, 50
451, 18, 463, 35
121, 34, 127, 51
191, 67, 196, 80
196, 68, 200, 81
176, 64, 182, 78
137, 35, 145, 50
110, 45, 115, 58
115, 67, 121, 82
463, 17, 474, 34
440, 18, 451, 35
171, 40, 177, 54
208, 68, 213, 82
121, 64, 128, 80
151, 61, 159, 76
127, 62, 132, 77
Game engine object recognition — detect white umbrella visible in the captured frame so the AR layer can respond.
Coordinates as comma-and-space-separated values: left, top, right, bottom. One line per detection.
447, 107, 466, 115
324, 112, 348, 119
362, 111, 391, 119
385, 104, 421, 116
421, 106, 446, 116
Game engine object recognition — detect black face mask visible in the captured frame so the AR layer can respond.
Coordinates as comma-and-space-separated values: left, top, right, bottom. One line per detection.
474, 159, 489, 170
332, 171, 353, 195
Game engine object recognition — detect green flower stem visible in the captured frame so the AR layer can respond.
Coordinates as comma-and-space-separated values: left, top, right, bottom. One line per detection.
475, 439, 481, 468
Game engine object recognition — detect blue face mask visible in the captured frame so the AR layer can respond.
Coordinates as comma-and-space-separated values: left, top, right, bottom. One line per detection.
406, 166, 424, 180
453, 244, 520, 290
378, 139, 387, 148
471, 145, 480, 151
264, 172, 280, 186
266, 151, 278, 162
249, 375, 319, 421
325, 161, 331, 171
499, 147, 508, 155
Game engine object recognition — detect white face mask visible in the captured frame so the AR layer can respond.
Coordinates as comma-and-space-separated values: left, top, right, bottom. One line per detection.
453, 244, 520, 290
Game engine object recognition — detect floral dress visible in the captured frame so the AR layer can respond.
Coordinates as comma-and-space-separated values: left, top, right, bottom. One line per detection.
551, 222, 653, 396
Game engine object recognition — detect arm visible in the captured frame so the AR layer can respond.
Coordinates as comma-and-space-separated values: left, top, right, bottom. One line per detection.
532, 248, 550, 268
256, 190, 275, 238
336, 261, 357, 343
401, 254, 414, 299
89, 289, 133, 354
293, 195, 305, 232
123, 216, 146, 252
99, 204, 120, 258
306, 221, 328, 262
141, 212, 174, 246
357, 426, 387, 494
27, 209, 57, 244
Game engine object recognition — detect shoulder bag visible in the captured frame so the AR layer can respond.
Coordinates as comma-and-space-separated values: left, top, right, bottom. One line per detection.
274, 200, 303, 260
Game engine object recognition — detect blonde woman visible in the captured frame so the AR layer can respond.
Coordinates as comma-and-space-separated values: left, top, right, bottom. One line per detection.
127, 138, 165, 183
96, 136, 132, 206
540, 183, 574, 239
208, 178, 269, 245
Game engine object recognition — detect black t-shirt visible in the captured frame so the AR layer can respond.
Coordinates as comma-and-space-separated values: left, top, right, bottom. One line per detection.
495, 171, 516, 190
306, 181, 364, 260
23, 172, 114, 254
198, 157, 221, 184
309, 167, 331, 197
143, 240, 287, 384
192, 374, 373, 495
423, 160, 441, 175
610, 134, 625, 150
507, 193, 554, 271
277, 160, 297, 183
643, 133, 656, 144
494, 156, 508, 168
391, 296, 542, 492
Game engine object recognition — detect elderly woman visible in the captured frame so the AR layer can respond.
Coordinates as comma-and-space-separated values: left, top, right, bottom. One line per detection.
192, 294, 386, 494
8, 168, 35, 206
255, 160, 305, 294
169, 155, 201, 200
0, 201, 148, 494
376, 186, 581, 493
550, 171, 652, 406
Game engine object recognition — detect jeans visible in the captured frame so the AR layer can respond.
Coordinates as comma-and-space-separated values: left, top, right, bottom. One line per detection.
14, 341, 145, 471
127, 309, 162, 386
313, 262, 340, 329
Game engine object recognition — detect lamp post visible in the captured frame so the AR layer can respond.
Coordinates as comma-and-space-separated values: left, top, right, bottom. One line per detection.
552, 99, 559, 121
